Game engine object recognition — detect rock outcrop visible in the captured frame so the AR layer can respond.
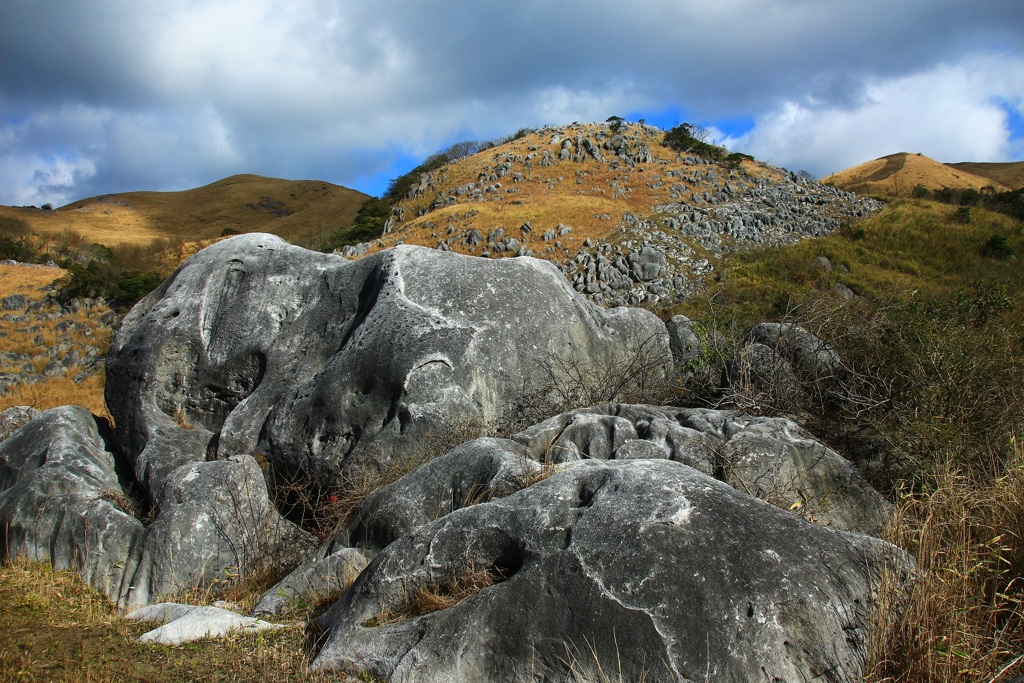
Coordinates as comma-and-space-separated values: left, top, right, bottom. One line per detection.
0, 405, 313, 607
0, 235, 911, 682
313, 458, 910, 682
105, 234, 671, 494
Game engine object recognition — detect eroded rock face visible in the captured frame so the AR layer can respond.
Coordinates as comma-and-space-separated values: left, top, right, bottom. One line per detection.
106, 234, 671, 494
513, 404, 889, 534
0, 406, 145, 602
313, 459, 910, 682
0, 406, 314, 608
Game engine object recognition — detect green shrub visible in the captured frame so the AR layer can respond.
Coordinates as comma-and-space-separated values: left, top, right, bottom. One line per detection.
981, 234, 1014, 260
318, 198, 392, 252
662, 123, 728, 161
911, 184, 931, 199
54, 261, 164, 309
953, 206, 972, 224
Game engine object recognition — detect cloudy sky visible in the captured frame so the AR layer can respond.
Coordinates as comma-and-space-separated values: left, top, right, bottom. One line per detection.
2, 1, 1023, 207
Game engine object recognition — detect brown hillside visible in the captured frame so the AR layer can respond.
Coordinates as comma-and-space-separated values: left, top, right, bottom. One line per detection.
946, 161, 1024, 190
0, 175, 369, 248
376, 123, 802, 259
823, 152, 1010, 196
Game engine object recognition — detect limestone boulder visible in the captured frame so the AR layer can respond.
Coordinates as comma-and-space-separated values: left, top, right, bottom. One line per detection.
0, 406, 314, 608
512, 404, 889, 534
105, 235, 671, 494
312, 458, 911, 682
0, 406, 146, 603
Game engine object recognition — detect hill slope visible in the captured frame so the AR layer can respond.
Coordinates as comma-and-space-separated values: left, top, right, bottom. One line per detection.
362, 122, 881, 308
946, 160, 1024, 190
823, 153, 1019, 195
0, 175, 368, 248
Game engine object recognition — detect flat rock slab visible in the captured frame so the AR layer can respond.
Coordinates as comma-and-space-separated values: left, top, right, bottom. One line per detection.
128, 603, 287, 645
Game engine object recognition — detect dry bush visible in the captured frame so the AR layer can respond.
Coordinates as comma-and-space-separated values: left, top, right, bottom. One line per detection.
268, 418, 487, 541
362, 561, 500, 628
502, 331, 675, 435
867, 439, 1024, 681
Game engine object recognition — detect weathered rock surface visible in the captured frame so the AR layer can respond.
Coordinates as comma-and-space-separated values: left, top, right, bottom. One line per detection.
512, 403, 888, 534
260, 402, 890, 624
0, 405, 41, 441
254, 547, 371, 617
312, 458, 910, 682
0, 406, 146, 603
0, 406, 314, 608
106, 234, 670, 494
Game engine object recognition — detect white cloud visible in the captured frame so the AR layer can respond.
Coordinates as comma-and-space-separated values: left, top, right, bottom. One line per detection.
722, 56, 1024, 176
1, 1, 1022, 203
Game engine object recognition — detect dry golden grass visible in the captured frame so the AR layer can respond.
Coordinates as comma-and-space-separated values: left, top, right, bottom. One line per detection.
362, 562, 498, 628
0, 373, 109, 419
0, 263, 111, 417
0, 174, 368, 249
0, 557, 354, 682
824, 152, 1010, 196
948, 161, 1024, 191
0, 262, 65, 293
372, 123, 790, 260
867, 443, 1024, 682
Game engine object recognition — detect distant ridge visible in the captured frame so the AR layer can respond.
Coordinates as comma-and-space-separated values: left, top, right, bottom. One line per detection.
946, 161, 1024, 190
824, 153, 1021, 195
0, 174, 368, 248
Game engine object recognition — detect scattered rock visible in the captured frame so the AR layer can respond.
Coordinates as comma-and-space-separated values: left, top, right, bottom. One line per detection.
128, 603, 287, 645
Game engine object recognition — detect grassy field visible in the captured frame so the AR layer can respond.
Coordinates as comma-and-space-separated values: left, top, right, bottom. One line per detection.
0, 558, 352, 683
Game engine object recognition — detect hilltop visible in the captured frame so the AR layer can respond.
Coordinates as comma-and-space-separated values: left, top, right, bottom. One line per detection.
0, 174, 368, 248
823, 152, 1022, 195
359, 121, 880, 308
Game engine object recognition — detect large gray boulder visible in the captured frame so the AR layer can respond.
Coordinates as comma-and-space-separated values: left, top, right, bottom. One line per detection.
106, 234, 671, 495
0, 406, 315, 608
312, 458, 911, 682
263, 402, 889, 622
0, 406, 146, 603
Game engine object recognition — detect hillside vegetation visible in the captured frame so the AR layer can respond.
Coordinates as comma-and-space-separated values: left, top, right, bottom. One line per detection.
670, 197, 1024, 680
0, 174, 368, 248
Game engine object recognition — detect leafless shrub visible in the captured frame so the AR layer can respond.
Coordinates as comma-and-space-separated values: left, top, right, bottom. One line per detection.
502, 331, 675, 435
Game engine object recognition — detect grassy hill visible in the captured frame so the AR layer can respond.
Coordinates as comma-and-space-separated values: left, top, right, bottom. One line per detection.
822, 152, 1015, 196
0, 174, 369, 248
376, 122, 805, 258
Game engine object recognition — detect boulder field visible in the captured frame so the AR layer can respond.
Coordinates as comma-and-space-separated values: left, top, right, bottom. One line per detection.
0, 234, 912, 681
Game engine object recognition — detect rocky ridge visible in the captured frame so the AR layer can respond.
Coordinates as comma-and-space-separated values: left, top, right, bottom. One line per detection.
353, 122, 883, 307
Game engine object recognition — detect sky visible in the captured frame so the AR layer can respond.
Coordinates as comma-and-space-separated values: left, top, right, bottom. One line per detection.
2, 1, 1023, 208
